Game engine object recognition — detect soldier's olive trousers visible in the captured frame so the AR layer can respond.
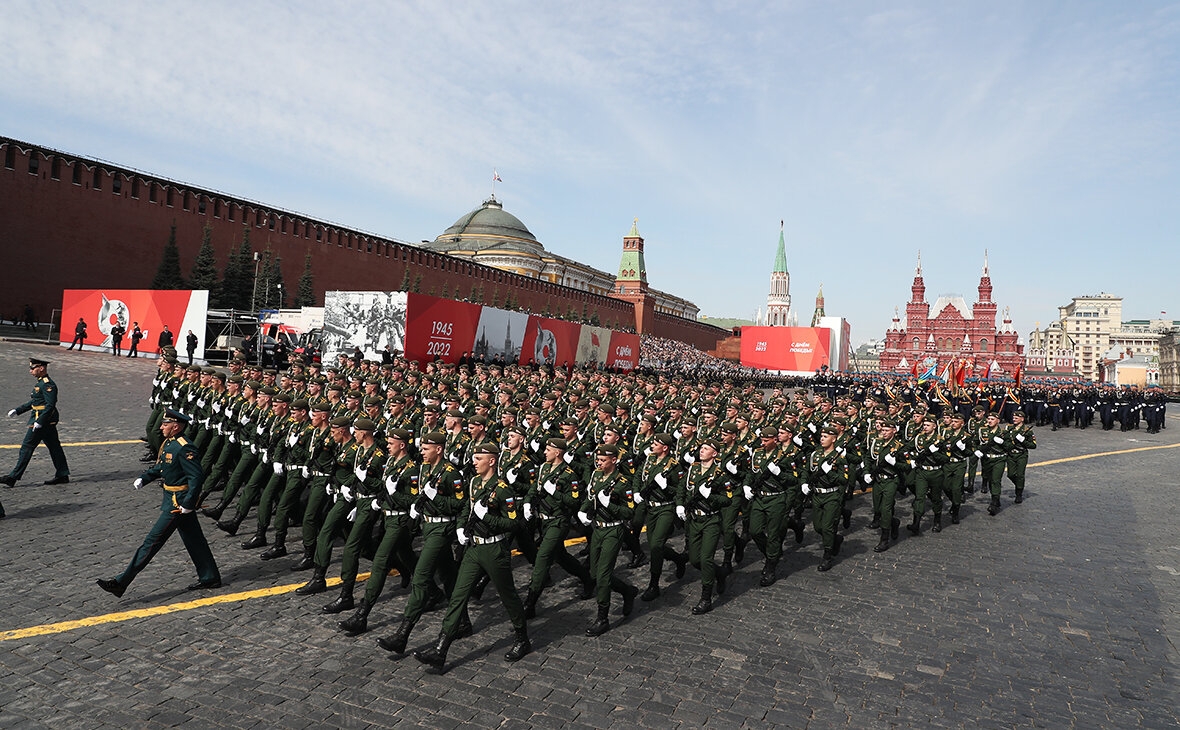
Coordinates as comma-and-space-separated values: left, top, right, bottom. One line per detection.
645, 504, 683, 583
263, 471, 306, 541
871, 477, 900, 528
440, 540, 525, 639
146, 406, 166, 450
339, 501, 382, 583
1005, 452, 1028, 495
7, 422, 69, 481
200, 434, 226, 473
204, 440, 240, 492
301, 476, 331, 550
115, 510, 220, 589
941, 461, 967, 510
403, 521, 461, 627
749, 493, 788, 563
588, 523, 632, 609
686, 514, 722, 590
721, 495, 747, 551
529, 517, 590, 594
363, 513, 416, 603
912, 469, 943, 518
222, 452, 259, 506
313, 498, 356, 568
234, 461, 275, 517
810, 489, 843, 552
982, 457, 1006, 499
252, 468, 290, 529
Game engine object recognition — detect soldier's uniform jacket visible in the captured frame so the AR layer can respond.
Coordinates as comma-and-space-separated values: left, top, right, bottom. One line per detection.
273, 416, 312, 469
805, 448, 850, 492
633, 453, 681, 506
329, 440, 360, 499
414, 460, 466, 518
744, 445, 799, 495
717, 442, 748, 485
941, 427, 974, 463
348, 442, 387, 499
581, 469, 635, 524
498, 448, 537, 498
677, 461, 733, 516
465, 475, 520, 539
975, 424, 1009, 461
15, 374, 59, 427
377, 453, 419, 513
1006, 423, 1036, 455
139, 435, 204, 513
910, 431, 948, 470
441, 428, 469, 469
678, 435, 701, 467
526, 461, 582, 517
863, 437, 908, 484
524, 425, 548, 464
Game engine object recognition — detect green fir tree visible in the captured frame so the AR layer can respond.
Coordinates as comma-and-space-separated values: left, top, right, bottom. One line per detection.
188, 224, 219, 294
293, 252, 315, 307
151, 221, 185, 289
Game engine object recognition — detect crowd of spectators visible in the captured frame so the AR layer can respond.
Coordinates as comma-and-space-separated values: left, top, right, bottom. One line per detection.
638, 334, 811, 386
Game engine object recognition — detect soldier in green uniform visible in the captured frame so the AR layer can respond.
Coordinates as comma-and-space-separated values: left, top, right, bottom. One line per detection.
864, 419, 906, 552
907, 415, 948, 535
3, 357, 70, 487
676, 437, 733, 614
940, 412, 973, 524
975, 412, 1009, 516
413, 442, 532, 674
97, 409, 220, 597
633, 433, 688, 601
717, 422, 750, 573
744, 425, 798, 586
1005, 410, 1036, 504
965, 404, 987, 494
521, 438, 595, 618
803, 424, 849, 572
578, 444, 640, 636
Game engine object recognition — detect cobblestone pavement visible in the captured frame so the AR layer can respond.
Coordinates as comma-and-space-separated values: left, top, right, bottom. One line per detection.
0, 341, 1177, 729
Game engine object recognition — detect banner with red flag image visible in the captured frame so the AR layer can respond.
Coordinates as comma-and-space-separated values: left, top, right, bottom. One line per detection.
61, 289, 208, 358
520, 315, 582, 368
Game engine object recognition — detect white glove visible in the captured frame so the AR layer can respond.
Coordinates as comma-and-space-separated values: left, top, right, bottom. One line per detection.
457, 528, 469, 545
473, 501, 488, 519
261, 449, 269, 462
172, 388, 180, 398
250, 444, 258, 455
808, 423, 817, 433
543, 480, 557, 495
341, 485, 353, 501
974, 450, 984, 458
256, 425, 265, 435
409, 504, 420, 520
654, 473, 668, 488
325, 483, 334, 496
229, 433, 237, 444
542, 420, 551, 430
633, 491, 644, 504
863, 473, 873, 484
793, 435, 805, 446
423, 484, 437, 500
288, 434, 298, 447
767, 462, 782, 476
346, 506, 357, 521
371, 499, 381, 511
993, 436, 1004, 444
212, 403, 222, 413
597, 490, 610, 507
273, 462, 284, 475
956, 440, 966, 450
507, 468, 518, 484
32, 422, 42, 430
133, 478, 144, 489
698, 485, 711, 498
197, 399, 206, 408
928, 444, 939, 453
7, 409, 18, 417
742, 485, 754, 500
676, 505, 687, 520
523, 503, 533, 521
821, 461, 833, 474
884, 454, 896, 466
530, 439, 541, 451
354, 467, 367, 482
177, 507, 194, 514
577, 511, 591, 526
674, 431, 683, 440
726, 461, 738, 475
1015, 434, 1025, 443
562, 452, 574, 464
302, 466, 310, 478
801, 483, 812, 495
240, 415, 250, 424
449, 453, 460, 465
685, 454, 695, 464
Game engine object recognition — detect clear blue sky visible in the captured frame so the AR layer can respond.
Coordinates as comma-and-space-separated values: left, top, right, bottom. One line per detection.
4, 2, 1178, 345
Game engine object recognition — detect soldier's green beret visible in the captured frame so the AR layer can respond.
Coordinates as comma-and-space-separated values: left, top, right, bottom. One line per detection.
546, 437, 568, 451
473, 442, 499, 455
778, 422, 796, 435
421, 431, 447, 446
423, 404, 442, 414
211, 372, 227, 382
346, 389, 364, 399
259, 386, 278, 396
603, 424, 624, 437
542, 392, 558, 401
654, 433, 676, 447
523, 407, 541, 416
921, 414, 936, 424
878, 419, 898, 429
1013, 410, 1026, 419
950, 412, 965, 421
228, 375, 244, 384
264, 368, 278, 375
201, 367, 218, 375
469, 415, 488, 426
595, 444, 621, 457
720, 421, 740, 435
232, 353, 248, 362
502, 424, 525, 437
364, 396, 383, 407
353, 418, 377, 432
574, 398, 590, 409
310, 400, 332, 412
784, 407, 800, 416
290, 398, 309, 410
734, 413, 750, 423
244, 379, 261, 390
972, 405, 986, 413
445, 409, 465, 419
330, 416, 352, 428
559, 417, 579, 428
386, 428, 412, 442
292, 374, 307, 382
273, 393, 292, 404
326, 383, 344, 392
985, 411, 1001, 419
596, 401, 614, 413
186, 365, 201, 373
759, 426, 779, 438
819, 424, 839, 436
699, 437, 721, 451
640, 414, 659, 426
164, 356, 179, 364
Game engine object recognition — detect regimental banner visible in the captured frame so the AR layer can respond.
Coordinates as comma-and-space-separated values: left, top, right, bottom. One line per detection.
322, 291, 408, 361
403, 293, 482, 365
739, 326, 832, 373
60, 289, 209, 359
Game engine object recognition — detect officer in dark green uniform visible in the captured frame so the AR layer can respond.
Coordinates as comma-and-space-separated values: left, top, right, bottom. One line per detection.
413, 442, 531, 674
2, 357, 70, 487
97, 409, 220, 597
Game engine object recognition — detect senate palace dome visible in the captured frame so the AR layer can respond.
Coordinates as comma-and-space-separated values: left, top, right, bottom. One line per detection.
426, 197, 546, 258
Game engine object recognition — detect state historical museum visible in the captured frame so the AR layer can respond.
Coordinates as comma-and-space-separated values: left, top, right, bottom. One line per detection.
878, 253, 1023, 376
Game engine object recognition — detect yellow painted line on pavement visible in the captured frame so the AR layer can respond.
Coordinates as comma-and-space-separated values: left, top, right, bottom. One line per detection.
0, 439, 141, 449
1028, 441, 1180, 468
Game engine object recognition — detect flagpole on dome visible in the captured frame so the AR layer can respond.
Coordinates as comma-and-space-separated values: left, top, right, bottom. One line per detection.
491, 168, 502, 200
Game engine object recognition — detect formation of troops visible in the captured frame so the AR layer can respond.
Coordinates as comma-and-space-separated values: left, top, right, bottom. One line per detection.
99, 348, 1167, 674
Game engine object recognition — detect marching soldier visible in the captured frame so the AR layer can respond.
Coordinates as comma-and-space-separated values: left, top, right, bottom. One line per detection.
676, 437, 733, 614
1005, 410, 1036, 504
864, 419, 906, 552
803, 425, 849, 572
744, 425, 799, 586
633, 433, 688, 600
975, 412, 1009, 516
908, 415, 948, 535
578, 444, 640, 636
2, 357, 70, 487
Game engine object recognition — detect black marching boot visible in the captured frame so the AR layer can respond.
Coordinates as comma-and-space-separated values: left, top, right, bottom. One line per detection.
413, 632, 452, 674
759, 560, 777, 587
722, 547, 734, 575
890, 518, 900, 540
931, 515, 942, 533
505, 627, 532, 662
640, 579, 660, 602
673, 552, 688, 579
869, 514, 881, 530
260, 537, 287, 560
322, 579, 355, 614
1014, 490, 1024, 504
817, 550, 834, 572
873, 528, 890, 553
987, 497, 1000, 516
585, 606, 610, 636
906, 514, 921, 536
216, 511, 245, 536
691, 585, 713, 615
241, 527, 268, 550
339, 597, 375, 635
377, 618, 414, 654
621, 584, 638, 617
951, 505, 960, 524
291, 546, 315, 571
523, 589, 540, 620
294, 566, 328, 595
201, 496, 229, 520
734, 534, 747, 564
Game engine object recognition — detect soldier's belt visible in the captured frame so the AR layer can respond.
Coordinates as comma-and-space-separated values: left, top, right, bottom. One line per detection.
539, 512, 561, 521
163, 484, 189, 492
812, 486, 841, 494
690, 509, 717, 518
383, 509, 408, 517
471, 533, 509, 545
647, 499, 672, 508
422, 515, 455, 523
758, 490, 785, 497
946, 458, 967, 464
594, 520, 624, 529
921, 465, 941, 471
31, 405, 46, 411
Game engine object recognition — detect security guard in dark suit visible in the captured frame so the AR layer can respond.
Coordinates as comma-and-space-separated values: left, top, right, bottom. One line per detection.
97, 409, 221, 597
2, 357, 70, 487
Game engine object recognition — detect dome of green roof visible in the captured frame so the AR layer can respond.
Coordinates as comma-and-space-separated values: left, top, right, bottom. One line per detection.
426, 198, 544, 256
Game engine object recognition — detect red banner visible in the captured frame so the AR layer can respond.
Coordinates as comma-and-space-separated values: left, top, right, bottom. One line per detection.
61, 289, 209, 357
739, 326, 831, 372
606, 332, 640, 371
520, 316, 582, 368
403, 293, 482, 365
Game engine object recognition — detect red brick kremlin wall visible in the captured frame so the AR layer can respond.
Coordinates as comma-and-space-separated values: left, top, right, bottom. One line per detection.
1, 137, 724, 350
